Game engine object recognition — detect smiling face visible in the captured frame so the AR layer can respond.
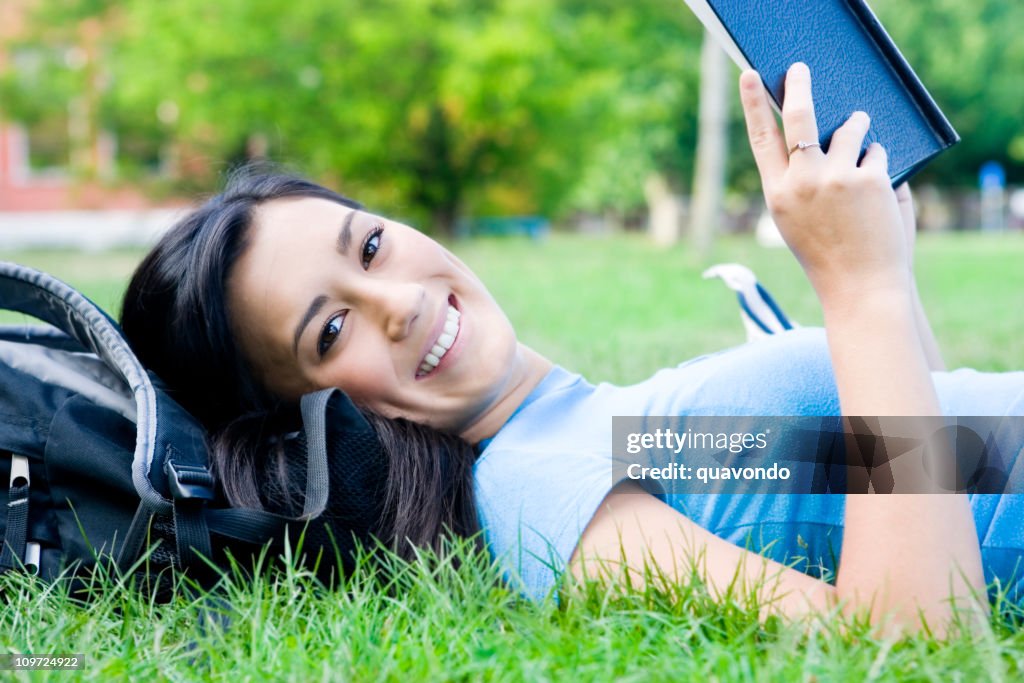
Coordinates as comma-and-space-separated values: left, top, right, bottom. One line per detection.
227, 196, 548, 440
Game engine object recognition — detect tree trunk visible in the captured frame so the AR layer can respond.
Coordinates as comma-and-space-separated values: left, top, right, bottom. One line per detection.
432, 204, 459, 237
689, 30, 730, 259
644, 172, 681, 246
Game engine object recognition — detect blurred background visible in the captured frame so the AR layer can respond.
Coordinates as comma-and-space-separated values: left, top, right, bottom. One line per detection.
1, 0, 1022, 378
2, 0, 1023, 244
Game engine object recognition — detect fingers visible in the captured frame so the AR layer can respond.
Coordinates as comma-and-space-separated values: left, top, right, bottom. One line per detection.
781, 63, 820, 155
895, 182, 912, 204
739, 70, 787, 183
860, 142, 890, 177
742, 63, 893, 193
828, 111, 871, 168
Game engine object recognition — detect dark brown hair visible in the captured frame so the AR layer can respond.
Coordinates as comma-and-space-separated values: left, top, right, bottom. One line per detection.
120, 166, 479, 560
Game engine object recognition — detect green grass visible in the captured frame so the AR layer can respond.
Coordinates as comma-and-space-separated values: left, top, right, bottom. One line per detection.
2, 232, 1024, 681
457, 231, 1024, 377
3, 538, 1024, 682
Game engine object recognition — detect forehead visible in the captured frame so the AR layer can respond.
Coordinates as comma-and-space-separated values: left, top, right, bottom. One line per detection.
233, 196, 353, 305
252, 196, 353, 247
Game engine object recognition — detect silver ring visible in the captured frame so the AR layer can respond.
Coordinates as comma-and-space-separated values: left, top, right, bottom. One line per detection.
789, 140, 821, 155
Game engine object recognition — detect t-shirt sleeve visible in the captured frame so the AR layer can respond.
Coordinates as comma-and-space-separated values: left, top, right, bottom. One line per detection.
473, 445, 621, 602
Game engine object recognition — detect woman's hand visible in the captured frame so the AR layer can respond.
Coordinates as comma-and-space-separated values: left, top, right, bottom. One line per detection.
738, 64, 986, 634
739, 63, 911, 307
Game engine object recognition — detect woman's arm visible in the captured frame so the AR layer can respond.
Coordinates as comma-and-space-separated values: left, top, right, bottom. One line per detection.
573, 65, 985, 635
745, 63, 983, 630
899, 184, 946, 371
571, 482, 836, 617
740, 64, 983, 633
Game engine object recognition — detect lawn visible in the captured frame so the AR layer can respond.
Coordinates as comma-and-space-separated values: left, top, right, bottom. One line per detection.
2, 231, 1024, 681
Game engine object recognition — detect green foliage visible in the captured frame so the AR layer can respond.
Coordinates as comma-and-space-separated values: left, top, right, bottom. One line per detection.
872, 0, 1024, 185
4, 0, 708, 229
6, 1, 1021, 228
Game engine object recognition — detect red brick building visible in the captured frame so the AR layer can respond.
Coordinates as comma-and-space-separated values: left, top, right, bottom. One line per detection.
0, 0, 171, 212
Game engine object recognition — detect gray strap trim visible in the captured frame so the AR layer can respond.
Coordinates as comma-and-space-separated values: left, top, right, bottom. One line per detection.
0, 324, 81, 350
298, 389, 335, 520
0, 340, 136, 421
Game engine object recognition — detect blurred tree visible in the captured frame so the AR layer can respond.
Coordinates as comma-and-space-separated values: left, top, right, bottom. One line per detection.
4, 0, 710, 232
689, 31, 730, 257
872, 0, 1024, 185
560, 0, 703, 218
6, 0, 1016, 232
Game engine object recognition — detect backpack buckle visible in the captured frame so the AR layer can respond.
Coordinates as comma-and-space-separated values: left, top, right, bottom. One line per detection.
163, 460, 216, 501
9, 453, 29, 488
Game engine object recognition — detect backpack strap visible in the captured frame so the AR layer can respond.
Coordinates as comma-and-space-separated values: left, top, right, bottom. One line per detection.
0, 324, 83, 351
298, 389, 334, 519
164, 459, 215, 573
0, 262, 184, 515
0, 454, 30, 572
117, 390, 337, 573
1, 262, 221, 578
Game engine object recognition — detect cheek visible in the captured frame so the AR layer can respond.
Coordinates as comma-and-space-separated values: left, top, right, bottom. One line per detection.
320, 343, 405, 414
328, 365, 393, 410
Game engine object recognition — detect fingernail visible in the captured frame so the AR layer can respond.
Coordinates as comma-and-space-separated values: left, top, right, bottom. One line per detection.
789, 62, 809, 75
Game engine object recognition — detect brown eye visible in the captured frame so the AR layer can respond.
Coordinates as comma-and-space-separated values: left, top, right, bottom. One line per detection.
361, 225, 383, 269
318, 311, 346, 357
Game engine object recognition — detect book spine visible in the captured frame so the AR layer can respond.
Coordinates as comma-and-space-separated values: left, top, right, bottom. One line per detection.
680, 1, 755, 69
681, 0, 781, 114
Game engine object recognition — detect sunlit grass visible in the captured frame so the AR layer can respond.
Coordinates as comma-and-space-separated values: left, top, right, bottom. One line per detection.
454, 231, 1024, 378
3, 537, 1024, 681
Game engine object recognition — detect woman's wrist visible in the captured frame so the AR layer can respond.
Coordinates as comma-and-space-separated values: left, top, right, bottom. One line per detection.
815, 271, 914, 322
820, 286, 941, 418
820, 287, 917, 344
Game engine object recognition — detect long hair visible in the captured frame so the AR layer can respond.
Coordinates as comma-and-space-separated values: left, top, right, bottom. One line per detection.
120, 166, 479, 560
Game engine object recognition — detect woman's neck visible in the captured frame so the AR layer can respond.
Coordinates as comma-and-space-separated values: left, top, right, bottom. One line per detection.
458, 344, 553, 445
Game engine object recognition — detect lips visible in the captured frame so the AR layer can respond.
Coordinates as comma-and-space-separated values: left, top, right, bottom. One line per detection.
416, 299, 461, 377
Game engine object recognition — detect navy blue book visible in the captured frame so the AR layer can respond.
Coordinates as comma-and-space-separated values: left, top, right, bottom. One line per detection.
683, 0, 959, 184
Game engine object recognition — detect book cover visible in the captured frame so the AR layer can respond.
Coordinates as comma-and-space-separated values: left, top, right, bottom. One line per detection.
683, 0, 959, 185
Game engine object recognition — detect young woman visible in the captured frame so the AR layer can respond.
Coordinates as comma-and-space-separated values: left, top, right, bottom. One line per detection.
120, 65, 1024, 633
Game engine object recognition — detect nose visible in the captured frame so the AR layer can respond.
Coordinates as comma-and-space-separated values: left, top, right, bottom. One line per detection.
361, 280, 425, 342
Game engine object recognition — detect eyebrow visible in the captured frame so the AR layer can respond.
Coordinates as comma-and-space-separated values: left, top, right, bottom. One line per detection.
293, 294, 328, 358
292, 210, 360, 359
337, 209, 357, 255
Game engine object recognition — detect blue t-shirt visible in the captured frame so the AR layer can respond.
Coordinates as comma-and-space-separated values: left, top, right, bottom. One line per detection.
473, 328, 1024, 602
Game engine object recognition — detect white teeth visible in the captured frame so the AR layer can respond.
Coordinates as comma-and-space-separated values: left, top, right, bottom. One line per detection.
417, 304, 462, 377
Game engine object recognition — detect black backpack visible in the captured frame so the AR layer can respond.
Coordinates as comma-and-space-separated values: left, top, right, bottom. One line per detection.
0, 260, 389, 596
